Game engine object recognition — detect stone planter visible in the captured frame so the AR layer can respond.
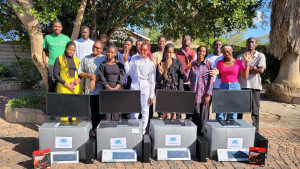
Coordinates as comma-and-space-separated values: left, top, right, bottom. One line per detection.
4, 104, 47, 125
0, 80, 35, 91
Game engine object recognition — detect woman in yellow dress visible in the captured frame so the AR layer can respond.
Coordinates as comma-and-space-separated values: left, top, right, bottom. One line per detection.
54, 41, 82, 94
53, 41, 82, 121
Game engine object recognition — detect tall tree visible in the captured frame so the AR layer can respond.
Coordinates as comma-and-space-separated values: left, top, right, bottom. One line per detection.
268, 0, 300, 103
4, 0, 262, 85
7, 0, 87, 85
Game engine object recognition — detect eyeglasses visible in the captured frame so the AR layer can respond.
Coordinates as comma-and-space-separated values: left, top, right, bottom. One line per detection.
93, 46, 101, 50
139, 48, 148, 52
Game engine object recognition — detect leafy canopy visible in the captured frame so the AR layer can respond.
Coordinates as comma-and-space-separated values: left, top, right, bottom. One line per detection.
2, 0, 261, 44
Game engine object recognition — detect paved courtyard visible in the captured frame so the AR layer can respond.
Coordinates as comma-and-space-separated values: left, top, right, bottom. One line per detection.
0, 90, 299, 169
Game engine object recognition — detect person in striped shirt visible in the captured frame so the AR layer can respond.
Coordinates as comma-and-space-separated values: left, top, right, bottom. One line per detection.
184, 45, 214, 135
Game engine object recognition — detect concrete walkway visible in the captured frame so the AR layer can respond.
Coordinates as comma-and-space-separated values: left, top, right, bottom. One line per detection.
0, 90, 299, 169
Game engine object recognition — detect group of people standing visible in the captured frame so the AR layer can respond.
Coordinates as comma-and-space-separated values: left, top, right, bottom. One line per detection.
42, 21, 266, 136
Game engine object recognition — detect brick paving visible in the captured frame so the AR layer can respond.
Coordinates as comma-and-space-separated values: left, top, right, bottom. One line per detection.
0, 90, 300, 169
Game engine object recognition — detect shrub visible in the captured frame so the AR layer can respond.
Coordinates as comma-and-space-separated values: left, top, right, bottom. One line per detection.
8, 92, 46, 111
0, 63, 9, 78
11, 60, 41, 82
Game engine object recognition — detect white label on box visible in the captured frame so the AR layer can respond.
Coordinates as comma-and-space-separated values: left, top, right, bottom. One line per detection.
165, 135, 181, 146
227, 138, 243, 149
110, 138, 127, 149
131, 128, 139, 134
55, 137, 72, 148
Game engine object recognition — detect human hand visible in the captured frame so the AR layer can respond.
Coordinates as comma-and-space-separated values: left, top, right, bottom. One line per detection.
204, 95, 210, 106
65, 83, 75, 92
89, 79, 95, 91
148, 98, 153, 105
158, 62, 164, 74
250, 66, 257, 71
72, 78, 80, 86
209, 67, 219, 76
44, 61, 48, 68
244, 51, 252, 64
122, 50, 129, 62
185, 58, 192, 72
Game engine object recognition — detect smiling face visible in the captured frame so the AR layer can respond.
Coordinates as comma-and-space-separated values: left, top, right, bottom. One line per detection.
139, 44, 149, 59
213, 41, 222, 53
123, 40, 132, 51
92, 42, 103, 56
222, 47, 233, 60
197, 46, 206, 62
167, 47, 174, 59
136, 40, 143, 53
52, 22, 62, 36
106, 47, 117, 60
66, 45, 76, 57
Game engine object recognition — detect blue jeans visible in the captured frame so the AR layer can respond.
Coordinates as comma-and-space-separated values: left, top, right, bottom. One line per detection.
216, 82, 241, 120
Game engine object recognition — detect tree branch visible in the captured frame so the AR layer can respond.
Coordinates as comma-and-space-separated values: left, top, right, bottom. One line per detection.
107, 0, 149, 39
71, 0, 87, 41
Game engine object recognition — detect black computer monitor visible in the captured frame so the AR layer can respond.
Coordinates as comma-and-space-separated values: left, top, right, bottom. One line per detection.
46, 93, 90, 118
99, 90, 141, 113
212, 90, 252, 126
155, 90, 196, 114
212, 90, 252, 113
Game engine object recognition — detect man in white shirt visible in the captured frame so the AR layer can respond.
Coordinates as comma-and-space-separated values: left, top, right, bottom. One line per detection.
205, 40, 223, 89
238, 37, 266, 131
123, 42, 156, 134
205, 40, 223, 115
74, 26, 94, 62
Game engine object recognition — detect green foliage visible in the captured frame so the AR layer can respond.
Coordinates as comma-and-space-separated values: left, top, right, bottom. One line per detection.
140, 29, 161, 44
3, 0, 261, 43
8, 92, 46, 110
0, 63, 9, 78
11, 60, 41, 82
154, 0, 261, 40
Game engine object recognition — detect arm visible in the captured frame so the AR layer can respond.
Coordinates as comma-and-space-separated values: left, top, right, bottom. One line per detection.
240, 52, 251, 79
156, 66, 163, 87
124, 61, 130, 75
149, 63, 156, 98
249, 67, 265, 74
115, 63, 125, 90
178, 60, 184, 91
183, 70, 190, 83
148, 63, 156, 105
53, 57, 74, 92
53, 58, 65, 85
183, 59, 192, 82
99, 64, 112, 90
42, 48, 48, 67
250, 54, 266, 74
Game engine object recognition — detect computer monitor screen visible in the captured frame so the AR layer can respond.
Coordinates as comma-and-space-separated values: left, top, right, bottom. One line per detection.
99, 90, 141, 113
212, 90, 252, 113
155, 90, 196, 114
46, 93, 90, 117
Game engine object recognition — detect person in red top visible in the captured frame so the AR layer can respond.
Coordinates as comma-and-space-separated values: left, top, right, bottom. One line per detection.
176, 34, 196, 91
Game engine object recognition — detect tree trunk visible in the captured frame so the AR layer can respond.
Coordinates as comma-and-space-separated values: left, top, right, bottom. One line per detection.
71, 0, 87, 41
90, 0, 98, 40
268, 0, 300, 103
8, 0, 48, 86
